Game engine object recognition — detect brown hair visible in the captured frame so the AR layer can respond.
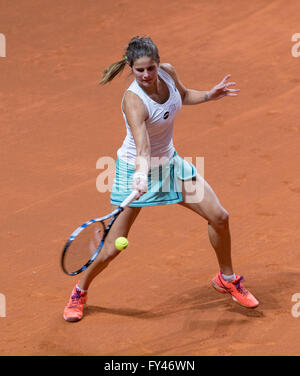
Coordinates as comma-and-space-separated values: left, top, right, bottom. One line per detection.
99, 36, 160, 85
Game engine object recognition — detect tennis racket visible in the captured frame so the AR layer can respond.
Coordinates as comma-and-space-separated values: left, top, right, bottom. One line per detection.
61, 190, 139, 276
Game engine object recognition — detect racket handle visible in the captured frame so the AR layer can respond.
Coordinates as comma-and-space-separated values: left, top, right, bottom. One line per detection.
119, 190, 139, 208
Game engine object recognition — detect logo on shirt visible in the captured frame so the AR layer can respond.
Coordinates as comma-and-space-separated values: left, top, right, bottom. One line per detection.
163, 104, 177, 120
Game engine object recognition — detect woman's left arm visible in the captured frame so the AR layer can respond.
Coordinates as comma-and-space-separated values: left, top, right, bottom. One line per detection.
160, 64, 240, 105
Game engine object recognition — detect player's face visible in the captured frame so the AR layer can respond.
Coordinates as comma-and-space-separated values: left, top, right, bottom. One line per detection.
132, 56, 159, 88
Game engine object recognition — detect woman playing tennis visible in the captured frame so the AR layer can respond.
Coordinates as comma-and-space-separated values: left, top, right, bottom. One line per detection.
64, 36, 259, 322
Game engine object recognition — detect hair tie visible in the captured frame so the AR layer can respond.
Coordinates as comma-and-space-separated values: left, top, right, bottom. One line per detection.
124, 55, 128, 61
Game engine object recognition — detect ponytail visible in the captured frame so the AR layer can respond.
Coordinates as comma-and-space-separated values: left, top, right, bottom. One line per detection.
99, 57, 127, 85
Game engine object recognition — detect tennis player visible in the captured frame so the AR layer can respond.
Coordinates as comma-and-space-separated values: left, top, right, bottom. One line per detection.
64, 36, 259, 322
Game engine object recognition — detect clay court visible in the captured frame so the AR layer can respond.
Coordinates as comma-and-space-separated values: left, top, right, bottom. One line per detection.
1, 0, 300, 356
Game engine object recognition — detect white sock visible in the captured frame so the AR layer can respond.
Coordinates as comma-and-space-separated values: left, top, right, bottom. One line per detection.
221, 272, 236, 282
76, 285, 88, 293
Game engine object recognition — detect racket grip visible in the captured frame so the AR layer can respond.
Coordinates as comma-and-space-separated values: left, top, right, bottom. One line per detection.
120, 189, 139, 208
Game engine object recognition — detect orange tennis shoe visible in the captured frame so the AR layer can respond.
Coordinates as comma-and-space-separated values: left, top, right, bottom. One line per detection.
212, 271, 259, 308
63, 284, 87, 322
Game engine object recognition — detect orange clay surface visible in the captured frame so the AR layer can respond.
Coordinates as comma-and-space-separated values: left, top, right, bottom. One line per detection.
1, 0, 300, 356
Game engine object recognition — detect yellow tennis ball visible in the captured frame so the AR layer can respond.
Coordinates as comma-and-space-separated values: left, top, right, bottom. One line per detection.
115, 237, 129, 251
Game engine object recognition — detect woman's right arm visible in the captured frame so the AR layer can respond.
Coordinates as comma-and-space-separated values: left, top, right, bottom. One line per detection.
122, 91, 151, 198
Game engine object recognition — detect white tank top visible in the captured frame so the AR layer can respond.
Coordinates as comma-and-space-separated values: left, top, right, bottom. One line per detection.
117, 66, 182, 166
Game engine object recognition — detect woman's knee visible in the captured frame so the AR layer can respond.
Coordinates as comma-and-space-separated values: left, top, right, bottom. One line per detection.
209, 208, 229, 229
98, 246, 120, 264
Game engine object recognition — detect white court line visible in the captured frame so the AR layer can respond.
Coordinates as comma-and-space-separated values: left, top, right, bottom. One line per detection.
10, 178, 96, 216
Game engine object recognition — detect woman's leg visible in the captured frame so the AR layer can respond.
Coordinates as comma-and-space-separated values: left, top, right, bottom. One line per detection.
64, 205, 142, 321
178, 174, 259, 308
178, 174, 234, 276
77, 205, 142, 291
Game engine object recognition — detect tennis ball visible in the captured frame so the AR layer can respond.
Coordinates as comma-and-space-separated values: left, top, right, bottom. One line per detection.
115, 237, 129, 251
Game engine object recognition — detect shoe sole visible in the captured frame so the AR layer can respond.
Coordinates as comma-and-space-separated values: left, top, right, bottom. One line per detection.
211, 280, 259, 309
211, 280, 227, 294
63, 314, 83, 322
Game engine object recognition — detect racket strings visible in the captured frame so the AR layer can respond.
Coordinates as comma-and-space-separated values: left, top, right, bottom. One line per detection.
63, 221, 105, 274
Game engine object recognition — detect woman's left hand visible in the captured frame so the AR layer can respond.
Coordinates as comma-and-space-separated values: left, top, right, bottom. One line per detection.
208, 74, 240, 101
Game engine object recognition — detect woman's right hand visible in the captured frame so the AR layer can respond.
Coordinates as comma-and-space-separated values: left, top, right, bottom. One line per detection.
132, 172, 148, 199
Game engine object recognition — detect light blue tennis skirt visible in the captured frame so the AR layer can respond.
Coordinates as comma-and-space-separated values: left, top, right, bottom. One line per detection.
110, 151, 197, 207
